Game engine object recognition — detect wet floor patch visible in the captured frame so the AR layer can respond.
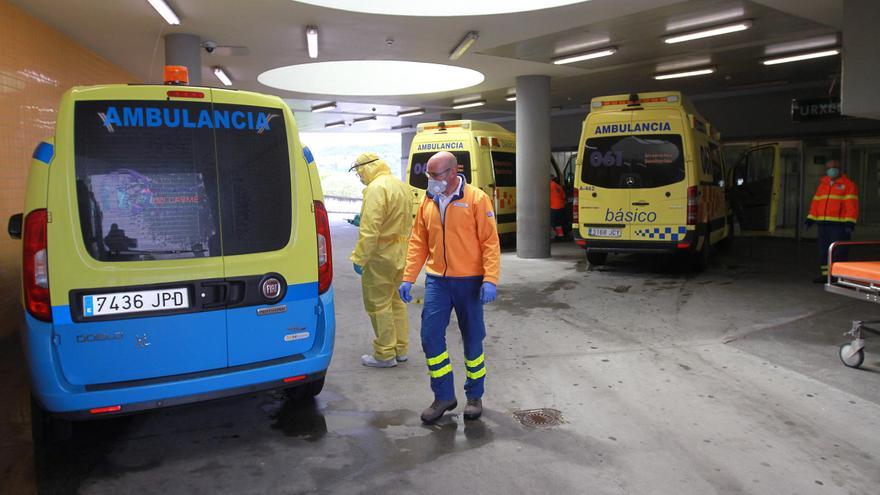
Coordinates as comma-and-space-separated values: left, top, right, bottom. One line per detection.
513, 408, 564, 428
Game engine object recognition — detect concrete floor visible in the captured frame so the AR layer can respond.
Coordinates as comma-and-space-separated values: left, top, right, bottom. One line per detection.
2, 216, 880, 495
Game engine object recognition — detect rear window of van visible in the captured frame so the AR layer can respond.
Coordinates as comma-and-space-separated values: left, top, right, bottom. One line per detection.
582, 134, 685, 189
409, 151, 472, 190
74, 100, 291, 262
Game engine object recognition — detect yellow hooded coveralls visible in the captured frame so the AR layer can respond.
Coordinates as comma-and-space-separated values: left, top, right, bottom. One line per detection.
351, 153, 413, 360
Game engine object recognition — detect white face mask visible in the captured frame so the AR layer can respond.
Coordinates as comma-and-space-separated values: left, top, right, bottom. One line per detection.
427, 178, 447, 195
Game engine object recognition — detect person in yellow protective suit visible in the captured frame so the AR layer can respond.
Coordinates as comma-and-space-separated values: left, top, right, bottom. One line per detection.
350, 153, 414, 368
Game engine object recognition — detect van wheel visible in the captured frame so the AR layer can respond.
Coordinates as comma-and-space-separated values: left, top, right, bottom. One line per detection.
690, 236, 710, 271
587, 252, 607, 266
30, 395, 72, 444
284, 377, 325, 401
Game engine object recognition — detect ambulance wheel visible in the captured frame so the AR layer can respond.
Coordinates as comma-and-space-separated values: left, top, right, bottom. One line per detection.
839, 343, 865, 369
587, 252, 607, 266
30, 395, 72, 444
284, 377, 325, 401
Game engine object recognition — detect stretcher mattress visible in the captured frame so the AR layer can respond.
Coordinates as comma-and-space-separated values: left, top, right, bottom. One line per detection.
831, 261, 880, 282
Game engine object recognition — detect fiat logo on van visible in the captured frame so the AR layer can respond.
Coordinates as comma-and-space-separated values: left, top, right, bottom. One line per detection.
261, 277, 282, 300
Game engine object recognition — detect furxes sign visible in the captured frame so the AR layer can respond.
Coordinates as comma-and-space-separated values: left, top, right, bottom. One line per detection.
791, 97, 841, 122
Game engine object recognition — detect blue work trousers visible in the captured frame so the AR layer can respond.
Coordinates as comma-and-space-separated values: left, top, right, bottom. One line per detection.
421, 275, 487, 401
817, 222, 851, 275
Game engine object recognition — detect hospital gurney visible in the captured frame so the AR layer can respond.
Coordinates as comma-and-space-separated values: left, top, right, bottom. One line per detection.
825, 241, 880, 368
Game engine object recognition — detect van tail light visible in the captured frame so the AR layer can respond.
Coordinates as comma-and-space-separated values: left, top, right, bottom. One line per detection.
572, 194, 579, 224
687, 186, 699, 226
314, 201, 333, 294
23, 209, 51, 322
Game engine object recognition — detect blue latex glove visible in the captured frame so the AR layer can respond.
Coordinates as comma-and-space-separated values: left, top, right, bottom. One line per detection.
398, 282, 413, 303
480, 282, 497, 304
353, 263, 363, 275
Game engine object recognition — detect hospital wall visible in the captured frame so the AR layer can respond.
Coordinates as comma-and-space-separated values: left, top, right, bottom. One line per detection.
0, 0, 138, 338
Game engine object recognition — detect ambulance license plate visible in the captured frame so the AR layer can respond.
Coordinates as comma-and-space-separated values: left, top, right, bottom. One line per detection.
82, 288, 189, 318
588, 227, 621, 238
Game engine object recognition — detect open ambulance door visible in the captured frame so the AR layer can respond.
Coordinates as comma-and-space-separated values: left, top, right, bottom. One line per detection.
729, 144, 782, 235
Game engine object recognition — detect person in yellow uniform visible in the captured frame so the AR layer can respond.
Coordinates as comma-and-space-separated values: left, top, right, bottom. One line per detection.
350, 153, 413, 367
399, 151, 501, 422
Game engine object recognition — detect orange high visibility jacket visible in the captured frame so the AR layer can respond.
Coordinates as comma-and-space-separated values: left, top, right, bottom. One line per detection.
807, 174, 859, 225
550, 180, 566, 210
404, 175, 501, 285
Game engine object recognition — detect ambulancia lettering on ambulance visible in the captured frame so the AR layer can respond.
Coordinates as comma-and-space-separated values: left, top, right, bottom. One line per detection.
98, 106, 278, 132
415, 142, 465, 151
593, 122, 672, 135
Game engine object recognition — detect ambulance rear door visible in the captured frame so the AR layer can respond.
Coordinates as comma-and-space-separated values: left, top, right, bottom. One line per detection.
51, 87, 229, 386
729, 144, 782, 235
624, 114, 688, 243
488, 144, 516, 229
210, 89, 321, 367
579, 116, 633, 241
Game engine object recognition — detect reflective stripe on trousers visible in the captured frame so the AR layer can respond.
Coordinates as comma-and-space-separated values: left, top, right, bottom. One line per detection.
421, 275, 486, 401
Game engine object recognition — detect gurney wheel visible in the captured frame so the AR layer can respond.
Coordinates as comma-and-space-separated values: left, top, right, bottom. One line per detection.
839, 343, 865, 369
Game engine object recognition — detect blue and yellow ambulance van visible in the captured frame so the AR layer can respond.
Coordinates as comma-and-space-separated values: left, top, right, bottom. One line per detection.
407, 120, 563, 243
573, 92, 734, 268
8, 68, 335, 439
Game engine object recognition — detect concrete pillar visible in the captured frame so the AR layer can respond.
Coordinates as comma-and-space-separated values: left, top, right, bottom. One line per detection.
400, 131, 415, 179
515, 75, 551, 258
164, 33, 202, 85
841, 0, 880, 119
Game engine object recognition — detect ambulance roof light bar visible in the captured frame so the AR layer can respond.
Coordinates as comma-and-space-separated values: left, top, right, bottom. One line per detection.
592, 94, 680, 109
147, 0, 180, 25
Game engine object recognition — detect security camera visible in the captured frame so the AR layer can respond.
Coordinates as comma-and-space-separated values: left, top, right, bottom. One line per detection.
203, 41, 217, 54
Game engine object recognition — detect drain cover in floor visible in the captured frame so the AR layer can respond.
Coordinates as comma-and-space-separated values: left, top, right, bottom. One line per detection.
513, 408, 564, 428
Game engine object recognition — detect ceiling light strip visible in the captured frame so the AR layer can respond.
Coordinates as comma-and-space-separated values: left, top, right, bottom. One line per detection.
147, 0, 180, 25
311, 102, 337, 112
353, 115, 377, 123
506, 95, 517, 102
212, 67, 232, 86
397, 108, 425, 117
553, 47, 617, 65
450, 31, 479, 61
664, 21, 751, 44
452, 100, 485, 109
654, 67, 715, 80
306, 27, 319, 59
325, 120, 345, 128
762, 49, 840, 66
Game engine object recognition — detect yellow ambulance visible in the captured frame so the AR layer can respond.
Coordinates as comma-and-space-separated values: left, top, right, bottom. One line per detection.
574, 92, 742, 268
8, 67, 335, 441
406, 120, 563, 243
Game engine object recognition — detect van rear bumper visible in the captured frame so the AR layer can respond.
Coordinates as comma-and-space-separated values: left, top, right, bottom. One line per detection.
22, 288, 336, 419
581, 231, 697, 255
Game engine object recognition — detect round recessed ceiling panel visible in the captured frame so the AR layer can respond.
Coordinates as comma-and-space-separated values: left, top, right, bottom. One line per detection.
258, 61, 485, 96
293, 0, 589, 16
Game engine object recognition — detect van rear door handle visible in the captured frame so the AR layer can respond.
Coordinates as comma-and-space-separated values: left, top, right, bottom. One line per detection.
631, 201, 650, 206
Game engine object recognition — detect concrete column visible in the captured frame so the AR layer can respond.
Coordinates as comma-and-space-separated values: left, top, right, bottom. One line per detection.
515, 75, 551, 258
841, 0, 880, 119
164, 33, 202, 85
400, 131, 415, 179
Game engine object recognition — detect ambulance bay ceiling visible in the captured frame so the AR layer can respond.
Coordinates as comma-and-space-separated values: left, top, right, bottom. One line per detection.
291, 0, 591, 16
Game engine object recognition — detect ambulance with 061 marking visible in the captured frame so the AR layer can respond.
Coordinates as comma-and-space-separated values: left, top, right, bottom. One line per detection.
573, 91, 781, 269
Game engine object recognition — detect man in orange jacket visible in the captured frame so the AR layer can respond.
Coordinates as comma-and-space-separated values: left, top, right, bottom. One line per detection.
550, 175, 567, 239
398, 151, 500, 423
806, 159, 859, 282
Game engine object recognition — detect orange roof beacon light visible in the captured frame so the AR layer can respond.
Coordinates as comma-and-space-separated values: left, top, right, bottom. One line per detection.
164, 65, 189, 85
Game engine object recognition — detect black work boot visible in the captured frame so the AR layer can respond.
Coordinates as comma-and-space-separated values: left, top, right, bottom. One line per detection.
420, 399, 457, 423
463, 398, 482, 420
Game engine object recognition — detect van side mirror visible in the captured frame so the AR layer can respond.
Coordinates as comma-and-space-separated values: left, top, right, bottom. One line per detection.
8, 213, 22, 239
